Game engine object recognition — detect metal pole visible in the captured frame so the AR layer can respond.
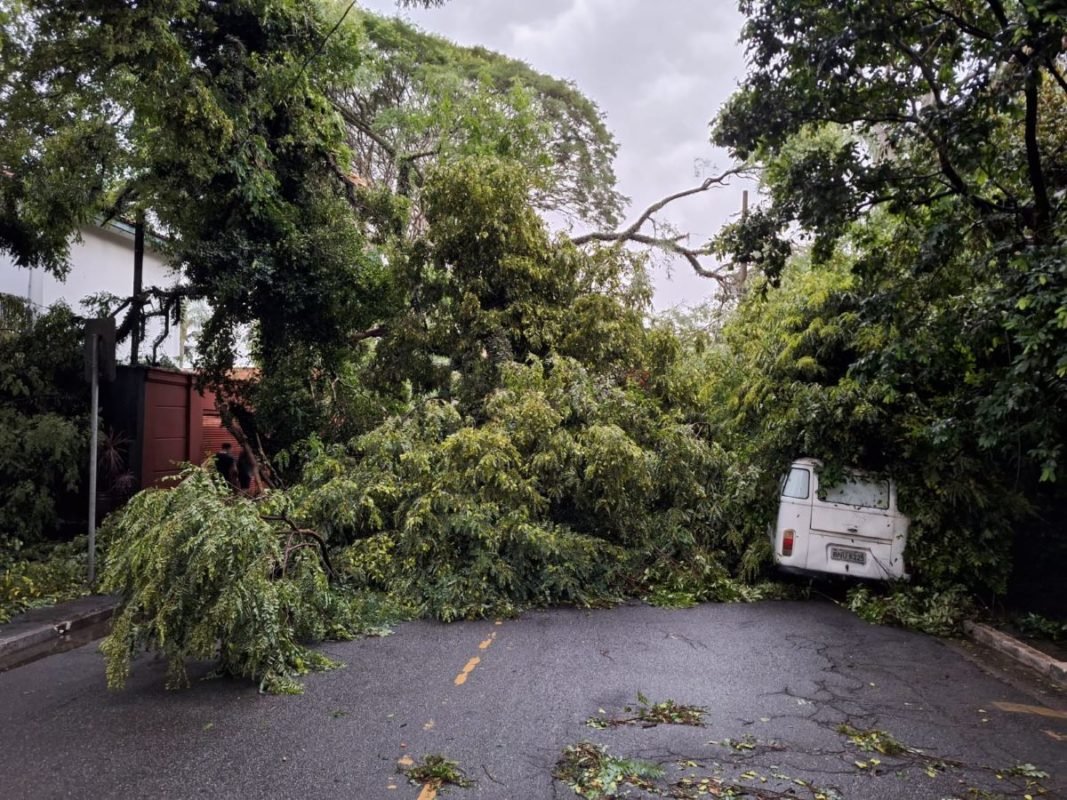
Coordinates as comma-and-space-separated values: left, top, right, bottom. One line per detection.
130, 215, 145, 365
88, 335, 99, 586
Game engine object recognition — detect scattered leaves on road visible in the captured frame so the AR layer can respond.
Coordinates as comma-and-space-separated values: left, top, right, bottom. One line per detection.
402, 754, 473, 792
585, 692, 706, 729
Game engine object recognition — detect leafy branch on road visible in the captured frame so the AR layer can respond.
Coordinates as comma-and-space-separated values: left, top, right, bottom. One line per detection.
554, 742, 664, 799
586, 693, 707, 729
558, 701, 1056, 799
99, 468, 407, 694
554, 741, 839, 800
401, 754, 473, 792
838, 724, 1051, 797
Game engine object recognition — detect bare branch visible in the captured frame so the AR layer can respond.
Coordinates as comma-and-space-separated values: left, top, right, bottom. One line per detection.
569, 169, 751, 289
262, 514, 335, 577
571, 168, 747, 247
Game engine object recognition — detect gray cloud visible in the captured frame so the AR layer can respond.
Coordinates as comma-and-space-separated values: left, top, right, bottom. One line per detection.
360, 0, 755, 310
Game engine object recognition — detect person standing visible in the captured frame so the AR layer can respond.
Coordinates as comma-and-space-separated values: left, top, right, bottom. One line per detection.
237, 447, 256, 494
214, 442, 238, 487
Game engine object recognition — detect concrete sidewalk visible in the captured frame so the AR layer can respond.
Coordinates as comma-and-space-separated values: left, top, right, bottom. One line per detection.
0, 594, 118, 672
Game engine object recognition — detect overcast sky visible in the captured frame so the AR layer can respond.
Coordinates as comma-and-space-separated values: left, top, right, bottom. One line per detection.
360, 0, 755, 311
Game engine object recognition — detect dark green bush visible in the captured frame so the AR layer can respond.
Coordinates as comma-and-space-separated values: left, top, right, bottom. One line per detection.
0, 537, 90, 623
0, 304, 86, 557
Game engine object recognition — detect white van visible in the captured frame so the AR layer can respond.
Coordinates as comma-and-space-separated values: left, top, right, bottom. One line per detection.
771, 458, 909, 581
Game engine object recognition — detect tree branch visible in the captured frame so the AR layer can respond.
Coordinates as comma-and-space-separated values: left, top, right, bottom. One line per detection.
570, 169, 749, 288
335, 100, 398, 159
571, 168, 746, 247
333, 99, 428, 187
351, 324, 387, 344
889, 36, 945, 109
1045, 59, 1067, 96
1023, 66, 1052, 238
922, 1, 996, 41
262, 514, 335, 577
984, 0, 1009, 30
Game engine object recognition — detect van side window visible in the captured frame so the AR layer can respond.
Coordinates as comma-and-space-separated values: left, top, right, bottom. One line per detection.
822, 478, 890, 509
781, 468, 810, 499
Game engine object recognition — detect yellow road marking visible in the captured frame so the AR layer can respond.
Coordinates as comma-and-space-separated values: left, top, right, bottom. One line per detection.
454, 656, 480, 685
1043, 729, 1067, 742
407, 629, 503, 795
992, 701, 1067, 720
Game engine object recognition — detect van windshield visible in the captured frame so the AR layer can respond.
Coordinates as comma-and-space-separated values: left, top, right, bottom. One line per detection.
821, 477, 890, 510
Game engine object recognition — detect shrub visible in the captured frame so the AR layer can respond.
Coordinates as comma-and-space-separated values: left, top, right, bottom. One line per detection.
0, 304, 86, 556
0, 537, 90, 623
846, 584, 973, 638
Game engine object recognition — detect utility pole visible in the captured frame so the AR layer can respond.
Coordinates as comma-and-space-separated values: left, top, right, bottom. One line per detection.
129, 212, 145, 365
84, 319, 116, 586
738, 190, 750, 289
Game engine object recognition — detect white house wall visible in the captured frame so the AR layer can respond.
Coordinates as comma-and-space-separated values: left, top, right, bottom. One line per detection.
0, 224, 184, 364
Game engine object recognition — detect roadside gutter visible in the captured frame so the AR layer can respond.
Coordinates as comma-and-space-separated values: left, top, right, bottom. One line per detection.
0, 595, 119, 672
963, 620, 1067, 690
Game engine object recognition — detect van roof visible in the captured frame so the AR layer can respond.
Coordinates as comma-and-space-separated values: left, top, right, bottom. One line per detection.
790, 458, 895, 487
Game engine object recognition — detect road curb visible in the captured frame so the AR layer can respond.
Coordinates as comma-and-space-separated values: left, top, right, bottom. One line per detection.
0, 596, 119, 672
963, 620, 1067, 689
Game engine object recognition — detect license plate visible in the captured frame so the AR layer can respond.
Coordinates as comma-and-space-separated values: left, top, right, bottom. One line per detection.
830, 547, 866, 566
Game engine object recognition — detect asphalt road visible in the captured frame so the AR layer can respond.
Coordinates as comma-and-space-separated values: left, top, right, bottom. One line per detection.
1, 599, 1064, 799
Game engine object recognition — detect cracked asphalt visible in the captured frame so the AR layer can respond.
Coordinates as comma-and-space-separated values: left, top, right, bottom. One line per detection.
1, 599, 1064, 799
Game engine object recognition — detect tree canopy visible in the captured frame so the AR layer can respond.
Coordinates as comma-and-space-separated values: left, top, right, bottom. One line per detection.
715, 1, 1067, 477
335, 12, 624, 230
707, 0, 1067, 593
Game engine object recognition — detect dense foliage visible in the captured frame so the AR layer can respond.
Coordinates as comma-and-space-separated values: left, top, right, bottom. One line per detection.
10, 0, 1066, 691
97, 160, 778, 690
706, 0, 1067, 598
0, 0, 447, 386
339, 12, 624, 229
0, 304, 86, 559
0, 537, 91, 624
294, 354, 760, 620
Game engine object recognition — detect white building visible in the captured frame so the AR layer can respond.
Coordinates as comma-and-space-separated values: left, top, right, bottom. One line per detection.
0, 220, 185, 364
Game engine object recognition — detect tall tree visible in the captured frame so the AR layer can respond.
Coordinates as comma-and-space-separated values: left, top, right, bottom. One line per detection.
714, 0, 1067, 484
0, 0, 443, 377
332, 13, 625, 232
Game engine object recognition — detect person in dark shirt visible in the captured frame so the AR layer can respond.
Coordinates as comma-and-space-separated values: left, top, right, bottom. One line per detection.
215, 442, 238, 487
237, 447, 256, 493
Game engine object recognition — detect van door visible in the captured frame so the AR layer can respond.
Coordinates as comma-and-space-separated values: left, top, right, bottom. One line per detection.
808, 471, 904, 577
810, 473, 894, 541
